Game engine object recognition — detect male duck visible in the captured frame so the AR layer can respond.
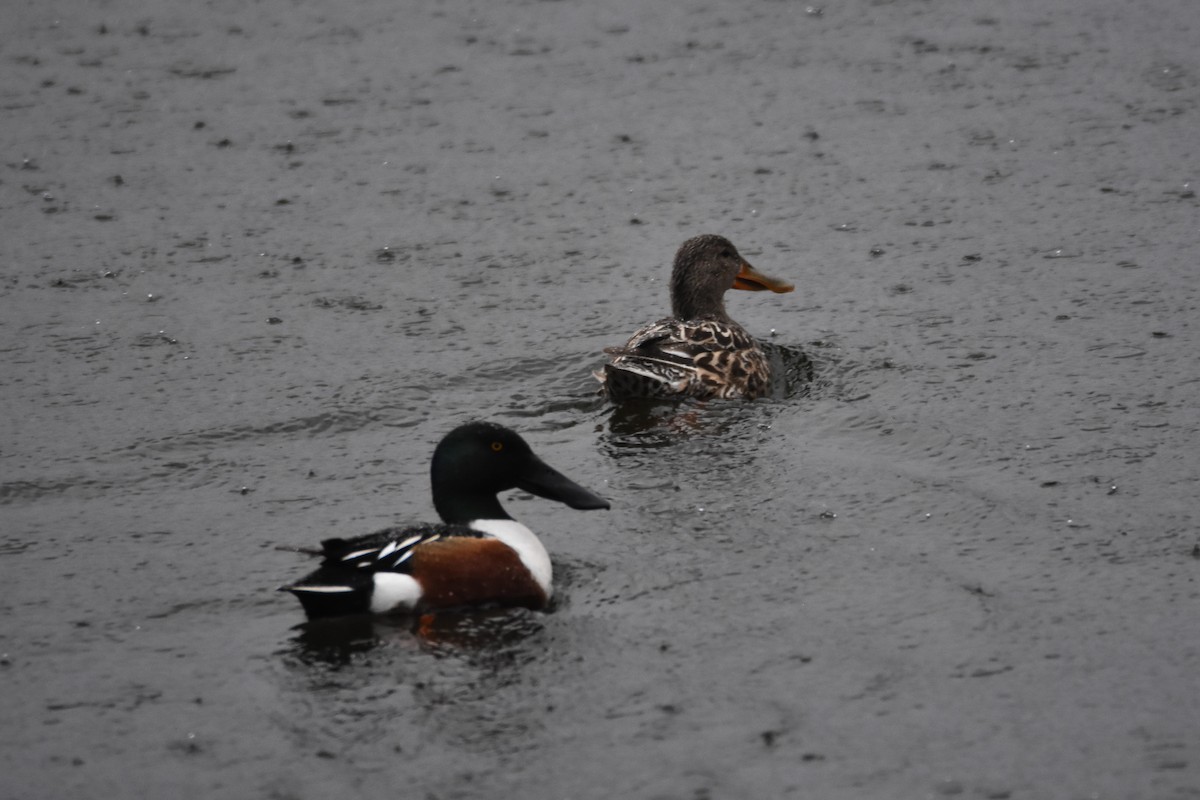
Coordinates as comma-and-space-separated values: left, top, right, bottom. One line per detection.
597, 235, 795, 400
283, 422, 609, 618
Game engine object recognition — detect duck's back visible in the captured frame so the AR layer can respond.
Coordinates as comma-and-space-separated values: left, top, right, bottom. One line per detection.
601, 317, 770, 400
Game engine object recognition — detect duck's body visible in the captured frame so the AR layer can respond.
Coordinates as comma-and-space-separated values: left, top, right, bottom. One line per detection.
600, 317, 772, 400
283, 422, 609, 619
598, 235, 794, 401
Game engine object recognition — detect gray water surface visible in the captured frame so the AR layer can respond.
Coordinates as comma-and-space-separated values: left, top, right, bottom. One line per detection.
3, 0, 1198, 797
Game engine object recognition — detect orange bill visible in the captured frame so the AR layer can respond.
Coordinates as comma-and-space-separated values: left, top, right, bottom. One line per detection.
733, 261, 795, 293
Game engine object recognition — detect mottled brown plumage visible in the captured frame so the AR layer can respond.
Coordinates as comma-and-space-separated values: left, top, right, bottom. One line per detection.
598, 235, 794, 400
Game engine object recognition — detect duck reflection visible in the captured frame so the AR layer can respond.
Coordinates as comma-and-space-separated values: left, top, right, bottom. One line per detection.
287, 606, 546, 668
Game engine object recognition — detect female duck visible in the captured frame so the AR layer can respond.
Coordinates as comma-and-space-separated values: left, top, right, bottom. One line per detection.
283, 422, 609, 618
598, 235, 794, 400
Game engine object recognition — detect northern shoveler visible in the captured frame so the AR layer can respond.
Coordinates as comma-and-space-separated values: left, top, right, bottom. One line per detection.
597, 235, 794, 400
283, 422, 609, 618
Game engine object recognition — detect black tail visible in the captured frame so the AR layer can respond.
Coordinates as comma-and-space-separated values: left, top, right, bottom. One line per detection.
282, 565, 374, 619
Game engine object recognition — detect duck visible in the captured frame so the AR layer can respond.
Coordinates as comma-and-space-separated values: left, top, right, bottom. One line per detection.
597, 235, 795, 400
283, 421, 610, 619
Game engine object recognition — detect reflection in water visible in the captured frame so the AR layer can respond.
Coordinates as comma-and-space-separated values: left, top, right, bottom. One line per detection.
285, 607, 546, 668
276, 608, 554, 762
603, 398, 712, 445
287, 614, 393, 668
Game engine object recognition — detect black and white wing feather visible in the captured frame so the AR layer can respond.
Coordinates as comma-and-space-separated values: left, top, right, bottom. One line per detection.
316, 523, 484, 574
282, 523, 483, 618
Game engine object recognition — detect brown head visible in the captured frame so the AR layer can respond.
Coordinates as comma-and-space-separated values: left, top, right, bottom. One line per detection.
668, 234, 794, 321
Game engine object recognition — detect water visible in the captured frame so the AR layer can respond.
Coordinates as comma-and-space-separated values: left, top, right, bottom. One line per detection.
3, 0, 1199, 797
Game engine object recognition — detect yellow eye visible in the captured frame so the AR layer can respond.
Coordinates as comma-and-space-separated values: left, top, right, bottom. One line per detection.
490, 441, 503, 452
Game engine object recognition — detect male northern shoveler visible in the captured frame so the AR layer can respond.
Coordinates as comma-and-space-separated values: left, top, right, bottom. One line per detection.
283, 422, 609, 618
597, 235, 795, 400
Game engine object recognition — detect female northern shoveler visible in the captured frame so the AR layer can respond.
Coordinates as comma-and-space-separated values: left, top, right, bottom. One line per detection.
283, 422, 609, 618
597, 235, 794, 400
